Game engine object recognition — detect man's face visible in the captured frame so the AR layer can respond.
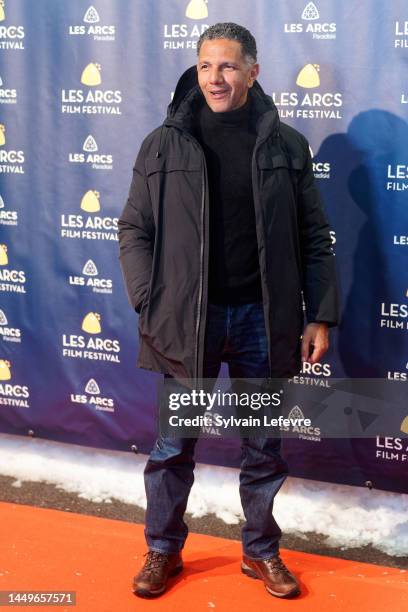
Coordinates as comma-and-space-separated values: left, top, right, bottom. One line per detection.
197, 38, 259, 113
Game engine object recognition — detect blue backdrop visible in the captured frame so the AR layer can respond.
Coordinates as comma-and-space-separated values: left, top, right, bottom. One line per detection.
0, 1, 407, 493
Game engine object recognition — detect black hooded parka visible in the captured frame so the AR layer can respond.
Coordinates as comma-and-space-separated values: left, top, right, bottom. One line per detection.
118, 66, 339, 381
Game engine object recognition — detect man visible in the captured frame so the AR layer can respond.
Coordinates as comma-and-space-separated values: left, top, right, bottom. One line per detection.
118, 23, 339, 599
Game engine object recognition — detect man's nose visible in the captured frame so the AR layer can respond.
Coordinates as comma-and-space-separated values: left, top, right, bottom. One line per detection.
208, 68, 224, 84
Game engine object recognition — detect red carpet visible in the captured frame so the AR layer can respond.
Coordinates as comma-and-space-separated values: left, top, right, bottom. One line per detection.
0, 501, 406, 611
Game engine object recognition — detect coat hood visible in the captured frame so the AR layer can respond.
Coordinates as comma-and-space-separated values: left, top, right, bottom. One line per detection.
164, 65, 280, 140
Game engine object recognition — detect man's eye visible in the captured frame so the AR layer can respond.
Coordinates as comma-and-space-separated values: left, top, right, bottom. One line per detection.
200, 65, 208, 70
225, 65, 235, 70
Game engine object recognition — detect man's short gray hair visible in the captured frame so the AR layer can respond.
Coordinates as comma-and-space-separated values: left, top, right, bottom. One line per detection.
197, 22, 257, 64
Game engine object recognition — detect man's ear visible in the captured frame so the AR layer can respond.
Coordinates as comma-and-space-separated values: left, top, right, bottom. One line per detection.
248, 63, 260, 87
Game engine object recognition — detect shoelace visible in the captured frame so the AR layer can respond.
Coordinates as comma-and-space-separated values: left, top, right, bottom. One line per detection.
264, 556, 291, 575
142, 551, 171, 572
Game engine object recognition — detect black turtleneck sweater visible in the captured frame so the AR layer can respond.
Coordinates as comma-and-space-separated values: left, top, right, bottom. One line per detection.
194, 95, 262, 304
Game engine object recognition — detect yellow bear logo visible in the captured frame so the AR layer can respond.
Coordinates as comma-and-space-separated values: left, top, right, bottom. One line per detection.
296, 64, 320, 89
0, 244, 8, 266
82, 312, 101, 334
0, 360, 11, 381
81, 63, 102, 86
80, 190, 100, 213
185, 0, 208, 20
400, 416, 408, 435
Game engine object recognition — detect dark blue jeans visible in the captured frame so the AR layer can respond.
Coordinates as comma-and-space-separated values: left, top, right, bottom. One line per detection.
143, 302, 289, 559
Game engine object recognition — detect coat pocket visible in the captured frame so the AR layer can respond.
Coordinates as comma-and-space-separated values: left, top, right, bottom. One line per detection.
258, 153, 303, 201
145, 156, 202, 217
145, 156, 201, 176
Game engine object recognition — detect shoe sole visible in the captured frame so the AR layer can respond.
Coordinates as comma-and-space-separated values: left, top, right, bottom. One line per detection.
241, 562, 300, 599
133, 564, 183, 598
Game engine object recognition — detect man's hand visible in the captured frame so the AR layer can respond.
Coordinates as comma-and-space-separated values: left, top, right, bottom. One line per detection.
301, 322, 329, 364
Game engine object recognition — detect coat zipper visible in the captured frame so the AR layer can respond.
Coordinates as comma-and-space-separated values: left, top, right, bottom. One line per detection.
251, 133, 276, 376
195, 163, 206, 383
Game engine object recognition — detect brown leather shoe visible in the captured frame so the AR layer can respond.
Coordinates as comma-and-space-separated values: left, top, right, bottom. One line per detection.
132, 550, 183, 598
242, 554, 300, 598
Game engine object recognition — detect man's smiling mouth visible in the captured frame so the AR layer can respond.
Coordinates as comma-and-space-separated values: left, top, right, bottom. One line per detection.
210, 90, 229, 98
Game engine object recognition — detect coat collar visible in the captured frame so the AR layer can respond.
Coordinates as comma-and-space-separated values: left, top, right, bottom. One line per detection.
164, 65, 280, 141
